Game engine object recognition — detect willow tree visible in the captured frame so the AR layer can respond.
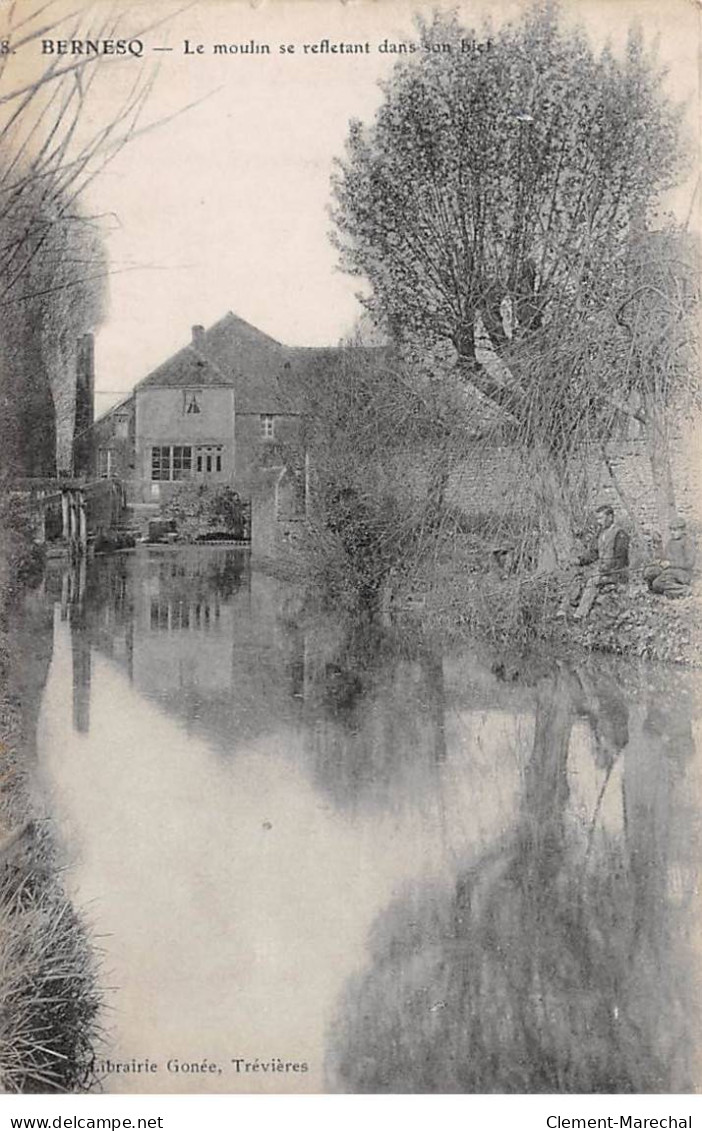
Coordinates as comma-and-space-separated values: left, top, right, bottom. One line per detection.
331, 3, 686, 563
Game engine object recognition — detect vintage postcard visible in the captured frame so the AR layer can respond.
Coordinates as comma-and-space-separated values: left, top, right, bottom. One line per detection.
0, 0, 700, 1097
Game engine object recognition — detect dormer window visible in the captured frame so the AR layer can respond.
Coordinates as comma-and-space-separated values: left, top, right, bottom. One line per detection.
261, 414, 275, 439
184, 390, 202, 415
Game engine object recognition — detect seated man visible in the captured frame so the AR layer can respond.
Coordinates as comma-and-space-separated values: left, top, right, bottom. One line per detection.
643, 515, 696, 598
572, 504, 629, 621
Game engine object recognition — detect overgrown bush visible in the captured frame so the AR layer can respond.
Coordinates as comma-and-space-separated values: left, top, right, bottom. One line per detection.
162, 483, 248, 542
293, 342, 471, 611
318, 485, 419, 611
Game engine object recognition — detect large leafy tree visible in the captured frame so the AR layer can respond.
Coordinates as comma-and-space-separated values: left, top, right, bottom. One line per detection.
331, 3, 687, 558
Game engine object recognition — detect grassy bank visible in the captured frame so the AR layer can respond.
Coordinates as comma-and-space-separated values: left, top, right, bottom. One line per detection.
290, 512, 702, 668
0, 553, 101, 1092
421, 542, 702, 667
281, 524, 702, 667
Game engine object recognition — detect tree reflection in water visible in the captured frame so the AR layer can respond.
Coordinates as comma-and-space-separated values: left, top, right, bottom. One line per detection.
39, 555, 700, 1091
327, 663, 698, 1093
305, 618, 449, 812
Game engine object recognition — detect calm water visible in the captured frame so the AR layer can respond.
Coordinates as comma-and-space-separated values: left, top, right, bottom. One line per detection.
30, 547, 702, 1093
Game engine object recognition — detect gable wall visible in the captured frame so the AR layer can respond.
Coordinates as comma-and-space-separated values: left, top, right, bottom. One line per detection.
92, 398, 136, 483
134, 386, 236, 503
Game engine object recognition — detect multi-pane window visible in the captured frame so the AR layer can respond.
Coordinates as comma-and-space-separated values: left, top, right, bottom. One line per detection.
172, 446, 192, 479
195, 445, 223, 474
151, 446, 171, 481
151, 445, 192, 481
261, 414, 275, 439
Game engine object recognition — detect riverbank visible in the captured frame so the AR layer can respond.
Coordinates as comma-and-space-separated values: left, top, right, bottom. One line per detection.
422, 546, 702, 668
0, 587, 101, 1092
265, 533, 702, 668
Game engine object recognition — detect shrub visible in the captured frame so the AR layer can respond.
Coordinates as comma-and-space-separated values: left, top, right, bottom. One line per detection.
162, 483, 248, 542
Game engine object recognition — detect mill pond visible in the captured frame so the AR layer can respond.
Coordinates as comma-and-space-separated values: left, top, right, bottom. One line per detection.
22, 546, 702, 1093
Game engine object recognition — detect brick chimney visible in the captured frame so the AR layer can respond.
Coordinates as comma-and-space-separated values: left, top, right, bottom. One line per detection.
73, 333, 95, 478
192, 324, 205, 350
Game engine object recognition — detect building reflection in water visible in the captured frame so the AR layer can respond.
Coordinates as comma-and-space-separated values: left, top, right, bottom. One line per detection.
40, 549, 701, 1093
46, 547, 304, 750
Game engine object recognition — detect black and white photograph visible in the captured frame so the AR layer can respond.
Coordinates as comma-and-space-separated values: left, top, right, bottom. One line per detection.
0, 0, 701, 1101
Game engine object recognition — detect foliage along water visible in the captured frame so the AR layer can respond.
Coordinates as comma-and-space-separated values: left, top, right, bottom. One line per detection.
31, 547, 702, 1093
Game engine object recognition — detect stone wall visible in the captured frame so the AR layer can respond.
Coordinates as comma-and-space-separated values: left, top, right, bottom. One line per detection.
587, 425, 702, 534
446, 445, 535, 518
252, 417, 700, 563
444, 425, 702, 536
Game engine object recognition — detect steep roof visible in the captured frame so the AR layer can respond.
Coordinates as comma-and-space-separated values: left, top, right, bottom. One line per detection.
284, 344, 503, 438
129, 311, 516, 433
94, 391, 134, 425
203, 312, 285, 373
135, 312, 301, 413
136, 344, 232, 392
206, 313, 294, 413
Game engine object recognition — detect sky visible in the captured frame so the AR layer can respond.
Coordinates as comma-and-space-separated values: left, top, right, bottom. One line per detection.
8, 0, 700, 411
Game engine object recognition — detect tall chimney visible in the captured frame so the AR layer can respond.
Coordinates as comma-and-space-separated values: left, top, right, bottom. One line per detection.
192, 325, 205, 350
73, 333, 95, 478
